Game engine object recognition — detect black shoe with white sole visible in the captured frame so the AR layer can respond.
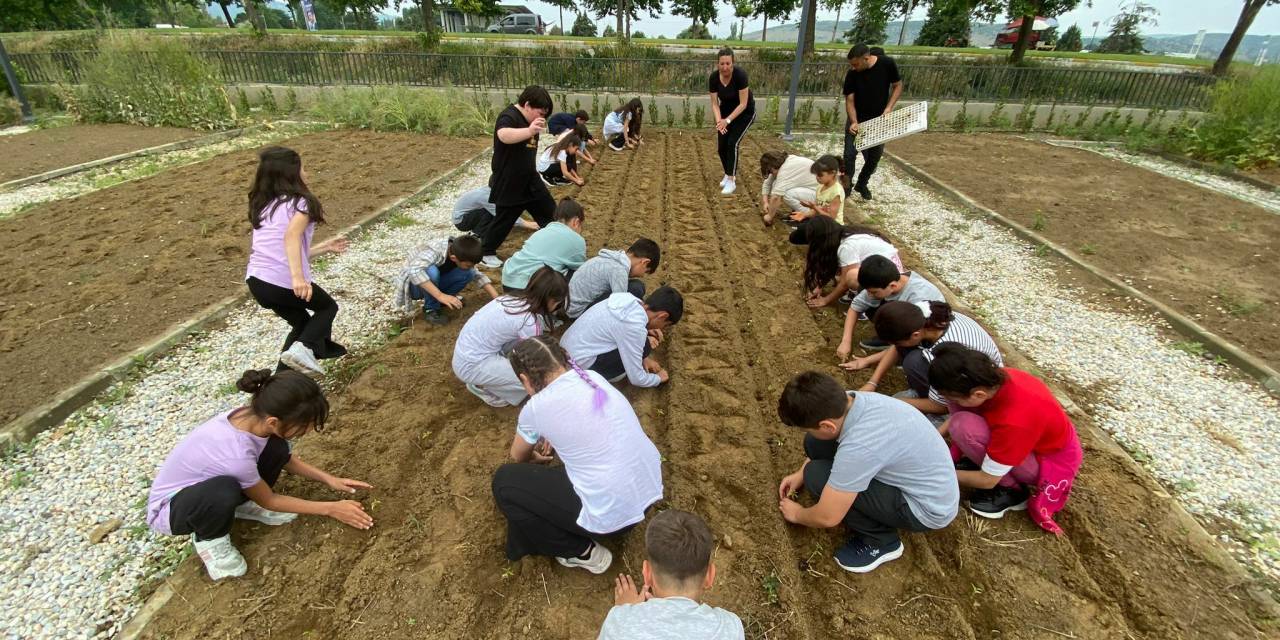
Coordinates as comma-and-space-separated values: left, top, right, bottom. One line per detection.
855, 184, 873, 201
969, 486, 1029, 519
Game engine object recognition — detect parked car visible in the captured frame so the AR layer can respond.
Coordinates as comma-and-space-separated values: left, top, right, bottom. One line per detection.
487, 13, 544, 34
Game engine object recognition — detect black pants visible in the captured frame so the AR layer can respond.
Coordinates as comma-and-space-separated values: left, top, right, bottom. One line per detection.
492, 463, 634, 560
716, 107, 756, 177
842, 123, 885, 192
168, 436, 291, 541
901, 347, 930, 398
246, 276, 347, 366
589, 336, 652, 383
483, 193, 556, 256
802, 434, 928, 547
608, 133, 627, 150
454, 208, 494, 239
541, 163, 570, 184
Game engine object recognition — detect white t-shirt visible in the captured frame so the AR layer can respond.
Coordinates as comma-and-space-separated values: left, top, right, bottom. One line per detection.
562, 293, 660, 388
451, 296, 543, 373
761, 155, 818, 197
603, 111, 627, 136
537, 147, 568, 173
516, 369, 663, 534
836, 234, 901, 269
598, 597, 745, 640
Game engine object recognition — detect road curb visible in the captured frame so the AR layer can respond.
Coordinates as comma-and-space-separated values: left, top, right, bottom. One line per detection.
0, 145, 490, 452
885, 151, 1280, 398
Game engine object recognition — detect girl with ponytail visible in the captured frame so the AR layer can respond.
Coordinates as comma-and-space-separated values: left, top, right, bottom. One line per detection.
491, 335, 664, 574
799, 217, 901, 309
146, 369, 373, 581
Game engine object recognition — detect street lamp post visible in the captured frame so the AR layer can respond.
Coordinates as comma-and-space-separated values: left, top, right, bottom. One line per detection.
782, 0, 814, 141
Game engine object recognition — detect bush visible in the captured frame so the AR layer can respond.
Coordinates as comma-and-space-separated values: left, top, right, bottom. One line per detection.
1, 99, 21, 126
59, 35, 235, 130
1166, 66, 1280, 169
310, 86, 494, 136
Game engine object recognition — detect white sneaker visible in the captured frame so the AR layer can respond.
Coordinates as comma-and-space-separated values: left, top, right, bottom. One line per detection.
479, 255, 503, 269
235, 502, 297, 526
280, 342, 324, 376
557, 542, 613, 574
719, 175, 729, 187
721, 180, 736, 195
466, 383, 511, 407
193, 534, 247, 581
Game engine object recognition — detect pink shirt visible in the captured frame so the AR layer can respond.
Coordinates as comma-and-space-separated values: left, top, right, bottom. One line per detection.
246, 197, 313, 289
146, 410, 270, 535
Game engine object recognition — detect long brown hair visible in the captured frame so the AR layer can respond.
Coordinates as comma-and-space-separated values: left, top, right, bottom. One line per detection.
548, 133, 581, 160
502, 266, 568, 331
248, 146, 324, 229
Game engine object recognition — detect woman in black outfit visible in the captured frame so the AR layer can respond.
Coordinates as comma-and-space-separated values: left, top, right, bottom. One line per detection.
708, 47, 756, 196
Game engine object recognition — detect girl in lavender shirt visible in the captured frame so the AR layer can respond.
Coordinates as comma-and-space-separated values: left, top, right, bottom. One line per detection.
245, 146, 348, 377
146, 369, 373, 581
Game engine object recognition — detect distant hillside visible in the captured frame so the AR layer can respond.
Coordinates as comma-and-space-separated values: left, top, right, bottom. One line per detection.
741, 19, 1003, 46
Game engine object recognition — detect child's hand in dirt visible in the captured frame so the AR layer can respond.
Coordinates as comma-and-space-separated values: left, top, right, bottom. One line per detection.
647, 328, 665, 348
657, 369, 670, 384
532, 438, 555, 463
806, 296, 830, 309
614, 574, 651, 606
325, 476, 373, 495
839, 357, 871, 371
436, 294, 464, 310
328, 500, 373, 530
643, 356, 663, 374
836, 341, 852, 361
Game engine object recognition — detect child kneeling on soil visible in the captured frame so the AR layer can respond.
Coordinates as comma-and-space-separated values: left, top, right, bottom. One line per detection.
758, 151, 818, 226
394, 234, 500, 326
146, 369, 373, 581
538, 133, 586, 187
562, 287, 684, 388
566, 238, 661, 319
604, 99, 644, 151
791, 155, 848, 225
452, 186, 539, 238
453, 267, 567, 408
491, 336, 663, 574
500, 198, 587, 294
776, 371, 958, 573
599, 509, 745, 640
928, 344, 1083, 535
796, 218, 901, 309
836, 255, 943, 360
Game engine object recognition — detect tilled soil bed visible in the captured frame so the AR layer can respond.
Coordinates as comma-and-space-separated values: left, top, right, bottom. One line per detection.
0, 129, 486, 425
892, 132, 1280, 369
0, 124, 198, 183
140, 131, 1274, 640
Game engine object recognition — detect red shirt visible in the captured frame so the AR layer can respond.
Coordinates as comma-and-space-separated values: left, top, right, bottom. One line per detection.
974, 368, 1073, 466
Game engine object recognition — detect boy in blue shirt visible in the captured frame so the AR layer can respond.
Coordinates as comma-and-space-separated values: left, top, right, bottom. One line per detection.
394, 235, 500, 325
500, 197, 587, 293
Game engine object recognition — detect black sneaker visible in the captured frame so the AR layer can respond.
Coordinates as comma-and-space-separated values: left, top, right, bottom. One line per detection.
858, 337, 890, 351
954, 458, 980, 471
855, 184, 873, 201
833, 537, 903, 573
969, 486, 1029, 519
423, 308, 450, 326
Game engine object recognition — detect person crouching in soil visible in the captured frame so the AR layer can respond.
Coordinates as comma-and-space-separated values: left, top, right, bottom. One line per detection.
145, 369, 373, 580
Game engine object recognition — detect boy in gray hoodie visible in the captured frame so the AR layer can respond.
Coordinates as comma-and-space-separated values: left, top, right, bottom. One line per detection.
565, 238, 661, 318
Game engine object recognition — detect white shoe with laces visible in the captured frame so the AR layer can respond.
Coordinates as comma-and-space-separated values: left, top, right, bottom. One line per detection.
479, 255, 503, 269
556, 542, 613, 574
721, 180, 736, 195
193, 534, 248, 581
280, 342, 324, 376
719, 175, 728, 187
466, 383, 511, 407
235, 502, 297, 526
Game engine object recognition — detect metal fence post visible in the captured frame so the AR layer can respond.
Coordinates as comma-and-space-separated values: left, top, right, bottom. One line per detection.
0, 37, 34, 124
782, 0, 814, 141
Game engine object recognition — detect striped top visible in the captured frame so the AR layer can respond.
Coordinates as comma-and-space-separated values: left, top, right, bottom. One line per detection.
919, 312, 1003, 405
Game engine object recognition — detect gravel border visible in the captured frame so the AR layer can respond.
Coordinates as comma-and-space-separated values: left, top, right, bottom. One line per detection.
0, 161, 491, 640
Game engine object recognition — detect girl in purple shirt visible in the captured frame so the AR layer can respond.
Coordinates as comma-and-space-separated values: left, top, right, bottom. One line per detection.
245, 146, 348, 377
146, 369, 373, 580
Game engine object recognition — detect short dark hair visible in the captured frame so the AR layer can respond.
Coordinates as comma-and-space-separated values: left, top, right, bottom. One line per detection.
717, 47, 735, 60
627, 237, 661, 273
927, 343, 1006, 396
646, 286, 684, 324
517, 85, 553, 112
874, 300, 954, 343
448, 235, 484, 264
856, 254, 902, 290
777, 371, 848, 428
553, 197, 585, 223
810, 154, 844, 176
848, 44, 871, 59
574, 109, 590, 121
870, 46, 886, 57
645, 510, 714, 586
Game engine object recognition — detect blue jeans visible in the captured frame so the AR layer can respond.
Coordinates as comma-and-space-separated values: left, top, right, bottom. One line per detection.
410, 264, 476, 312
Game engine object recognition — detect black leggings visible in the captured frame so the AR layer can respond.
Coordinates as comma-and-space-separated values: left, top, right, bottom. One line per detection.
168, 436, 291, 541
482, 192, 557, 255
717, 107, 756, 177
247, 277, 347, 364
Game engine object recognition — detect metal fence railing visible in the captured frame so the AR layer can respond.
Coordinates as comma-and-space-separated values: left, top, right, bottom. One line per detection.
11, 50, 1217, 110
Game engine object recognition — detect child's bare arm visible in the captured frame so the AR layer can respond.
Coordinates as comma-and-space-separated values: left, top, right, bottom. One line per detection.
482, 283, 500, 299
837, 307, 859, 360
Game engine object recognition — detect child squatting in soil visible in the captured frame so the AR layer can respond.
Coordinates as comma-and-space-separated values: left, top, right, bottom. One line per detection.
491, 336, 663, 574
244, 146, 349, 378
836, 254, 944, 360
451, 266, 568, 408
500, 197, 587, 294
603, 98, 644, 152
565, 238, 661, 319
537, 133, 586, 187
561, 286, 685, 388
791, 154, 848, 225
146, 369, 372, 581
928, 344, 1084, 534
795, 217, 901, 310
758, 150, 819, 227
547, 109, 598, 166
598, 509, 745, 639
775, 371, 959, 573
393, 234, 500, 326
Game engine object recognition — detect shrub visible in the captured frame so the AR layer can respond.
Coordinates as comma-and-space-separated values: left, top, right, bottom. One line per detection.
1, 99, 21, 126
1165, 66, 1280, 170
59, 35, 235, 130
310, 86, 493, 136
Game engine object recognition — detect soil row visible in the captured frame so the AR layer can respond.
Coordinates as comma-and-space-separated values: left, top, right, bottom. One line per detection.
0, 124, 198, 183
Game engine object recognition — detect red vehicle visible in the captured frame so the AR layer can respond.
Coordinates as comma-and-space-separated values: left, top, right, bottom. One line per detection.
994, 16, 1058, 48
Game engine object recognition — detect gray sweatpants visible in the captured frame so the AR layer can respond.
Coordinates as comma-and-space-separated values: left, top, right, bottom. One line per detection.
454, 354, 528, 406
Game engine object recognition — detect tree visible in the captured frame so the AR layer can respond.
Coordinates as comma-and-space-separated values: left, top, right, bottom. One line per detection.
732, 0, 753, 40
633, 30, 646, 37
1000, 0, 1083, 64
915, 0, 971, 47
235, 5, 295, 28
671, 0, 719, 30
603, 24, 617, 36
571, 12, 597, 36
823, 0, 850, 43
678, 21, 713, 39
889, 0, 920, 46
584, 0, 661, 41
209, 0, 236, 27
241, 0, 268, 33
1057, 23, 1082, 51
754, 0, 797, 43
845, 0, 889, 44
1214, 0, 1278, 75
550, 24, 563, 34
543, 0, 576, 40
1095, 1, 1157, 55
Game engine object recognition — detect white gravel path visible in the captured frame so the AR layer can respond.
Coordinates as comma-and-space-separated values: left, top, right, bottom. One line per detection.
798, 134, 1280, 584
0, 160, 489, 640
0, 125, 34, 137
1044, 139, 1280, 215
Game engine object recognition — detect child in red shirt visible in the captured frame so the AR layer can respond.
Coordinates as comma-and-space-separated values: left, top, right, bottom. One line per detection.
928, 344, 1083, 535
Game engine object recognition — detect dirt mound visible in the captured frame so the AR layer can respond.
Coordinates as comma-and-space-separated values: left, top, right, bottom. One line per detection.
0, 124, 197, 182
139, 131, 1275, 640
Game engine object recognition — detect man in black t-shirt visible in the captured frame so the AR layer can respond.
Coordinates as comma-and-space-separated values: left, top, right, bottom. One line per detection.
482, 85, 557, 269
841, 44, 903, 201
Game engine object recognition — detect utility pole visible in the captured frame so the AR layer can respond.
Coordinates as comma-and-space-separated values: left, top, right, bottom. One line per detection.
0, 38, 34, 124
782, 0, 814, 140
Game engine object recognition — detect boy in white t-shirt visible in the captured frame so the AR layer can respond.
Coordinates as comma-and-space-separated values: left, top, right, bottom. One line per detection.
598, 510, 744, 640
